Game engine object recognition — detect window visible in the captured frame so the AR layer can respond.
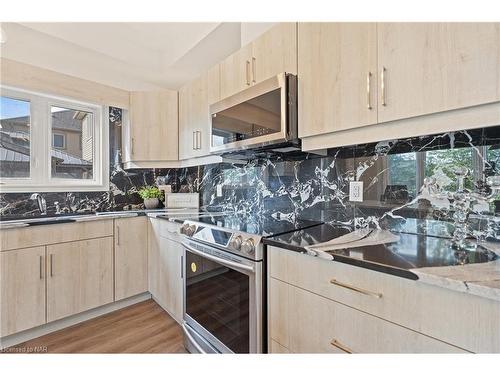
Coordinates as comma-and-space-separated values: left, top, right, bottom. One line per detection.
0, 86, 108, 192
52, 133, 66, 149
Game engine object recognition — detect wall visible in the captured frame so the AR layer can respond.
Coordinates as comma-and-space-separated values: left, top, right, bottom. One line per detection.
1, 108, 500, 243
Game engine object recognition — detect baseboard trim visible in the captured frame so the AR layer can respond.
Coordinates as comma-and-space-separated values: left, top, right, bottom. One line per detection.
0, 292, 151, 349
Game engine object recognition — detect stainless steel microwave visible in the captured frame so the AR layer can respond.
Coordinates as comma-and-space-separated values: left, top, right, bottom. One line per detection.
209, 73, 298, 155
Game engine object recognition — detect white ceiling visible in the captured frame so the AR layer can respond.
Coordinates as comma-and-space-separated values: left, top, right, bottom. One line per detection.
0, 22, 274, 91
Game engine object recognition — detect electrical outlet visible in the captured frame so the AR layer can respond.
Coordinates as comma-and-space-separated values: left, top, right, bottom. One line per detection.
216, 184, 223, 197
349, 181, 364, 202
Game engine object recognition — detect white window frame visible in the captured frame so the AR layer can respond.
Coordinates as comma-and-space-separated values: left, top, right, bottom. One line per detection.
0, 85, 109, 192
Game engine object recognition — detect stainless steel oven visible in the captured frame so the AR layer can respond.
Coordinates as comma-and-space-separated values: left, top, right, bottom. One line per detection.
209, 73, 298, 154
181, 237, 263, 353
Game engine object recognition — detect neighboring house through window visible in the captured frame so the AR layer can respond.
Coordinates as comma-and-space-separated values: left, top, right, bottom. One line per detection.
0, 86, 108, 192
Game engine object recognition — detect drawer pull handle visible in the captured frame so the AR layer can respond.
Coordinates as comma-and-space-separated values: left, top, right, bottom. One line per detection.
330, 339, 353, 354
330, 278, 382, 298
39, 255, 43, 279
50, 254, 54, 277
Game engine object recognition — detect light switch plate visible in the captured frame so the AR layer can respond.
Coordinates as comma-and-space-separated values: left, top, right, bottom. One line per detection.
349, 181, 364, 202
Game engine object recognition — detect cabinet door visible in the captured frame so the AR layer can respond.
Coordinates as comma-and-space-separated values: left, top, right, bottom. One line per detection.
158, 236, 184, 322
114, 217, 148, 301
251, 22, 297, 83
148, 219, 184, 322
179, 65, 219, 159
298, 23, 378, 138
285, 281, 465, 353
220, 44, 253, 99
378, 23, 500, 123
125, 90, 178, 163
1, 246, 46, 336
47, 237, 113, 322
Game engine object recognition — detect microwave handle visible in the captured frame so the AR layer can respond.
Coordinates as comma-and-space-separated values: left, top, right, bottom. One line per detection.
182, 241, 254, 273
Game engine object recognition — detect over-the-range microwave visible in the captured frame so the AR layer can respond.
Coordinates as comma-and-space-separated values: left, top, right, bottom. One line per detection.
209, 73, 299, 155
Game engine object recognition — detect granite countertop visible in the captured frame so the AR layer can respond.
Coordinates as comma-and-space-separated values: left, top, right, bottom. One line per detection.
263, 219, 500, 302
0, 208, 203, 229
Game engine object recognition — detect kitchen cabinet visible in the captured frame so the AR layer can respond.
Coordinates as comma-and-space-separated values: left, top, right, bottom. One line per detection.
269, 278, 465, 353
299, 22, 500, 147
298, 22, 378, 138
179, 65, 220, 159
268, 246, 500, 353
114, 216, 148, 301
0, 220, 113, 251
148, 218, 184, 323
220, 44, 253, 99
377, 23, 500, 123
47, 237, 114, 322
220, 23, 297, 99
251, 22, 297, 84
123, 90, 178, 166
0, 246, 46, 337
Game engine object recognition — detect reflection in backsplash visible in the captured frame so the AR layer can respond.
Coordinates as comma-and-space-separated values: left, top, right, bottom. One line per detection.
1, 107, 500, 241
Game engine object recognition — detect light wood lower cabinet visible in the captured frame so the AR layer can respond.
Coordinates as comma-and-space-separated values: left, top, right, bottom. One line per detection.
269, 278, 466, 353
46, 237, 113, 322
148, 219, 184, 322
0, 247, 46, 337
268, 246, 500, 353
114, 217, 148, 301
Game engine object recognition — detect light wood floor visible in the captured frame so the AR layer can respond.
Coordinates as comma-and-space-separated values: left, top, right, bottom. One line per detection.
12, 299, 187, 353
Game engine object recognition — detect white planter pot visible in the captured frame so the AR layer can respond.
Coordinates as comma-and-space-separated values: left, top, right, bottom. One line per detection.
143, 198, 159, 209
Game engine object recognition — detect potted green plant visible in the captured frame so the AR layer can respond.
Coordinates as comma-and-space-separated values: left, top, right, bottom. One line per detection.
138, 186, 164, 209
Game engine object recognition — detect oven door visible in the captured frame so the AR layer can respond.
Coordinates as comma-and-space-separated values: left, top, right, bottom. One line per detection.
209, 73, 297, 154
182, 238, 263, 354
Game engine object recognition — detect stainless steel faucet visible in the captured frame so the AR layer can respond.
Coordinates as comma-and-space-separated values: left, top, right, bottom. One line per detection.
30, 193, 47, 215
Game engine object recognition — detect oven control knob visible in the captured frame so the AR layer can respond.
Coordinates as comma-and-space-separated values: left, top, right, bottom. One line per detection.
229, 235, 243, 250
241, 238, 255, 255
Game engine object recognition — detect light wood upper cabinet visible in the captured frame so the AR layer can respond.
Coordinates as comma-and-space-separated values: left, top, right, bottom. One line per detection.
251, 22, 297, 83
179, 65, 220, 159
124, 90, 178, 164
1, 246, 46, 337
298, 22, 378, 138
220, 23, 297, 100
114, 217, 148, 301
47, 237, 113, 322
220, 43, 253, 99
377, 23, 500, 123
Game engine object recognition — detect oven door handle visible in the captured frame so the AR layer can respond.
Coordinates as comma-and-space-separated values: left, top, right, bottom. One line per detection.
182, 242, 255, 273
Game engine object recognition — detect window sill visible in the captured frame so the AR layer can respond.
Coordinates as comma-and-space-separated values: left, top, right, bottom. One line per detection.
0, 181, 110, 193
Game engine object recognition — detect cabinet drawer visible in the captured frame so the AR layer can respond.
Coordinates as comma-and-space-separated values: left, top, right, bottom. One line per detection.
270, 278, 466, 353
150, 217, 181, 242
1, 220, 114, 251
268, 246, 500, 352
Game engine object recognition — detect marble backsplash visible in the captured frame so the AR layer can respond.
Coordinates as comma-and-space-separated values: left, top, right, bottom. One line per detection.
2, 108, 500, 241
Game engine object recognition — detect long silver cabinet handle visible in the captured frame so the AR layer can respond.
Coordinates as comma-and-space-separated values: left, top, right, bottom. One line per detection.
251, 57, 256, 83
245, 60, 251, 86
131, 137, 135, 155
197, 131, 202, 150
39, 255, 43, 279
367, 71, 372, 110
192, 131, 196, 150
116, 225, 120, 246
330, 278, 382, 298
381, 66, 387, 106
180, 255, 184, 279
330, 339, 354, 353
50, 254, 54, 277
